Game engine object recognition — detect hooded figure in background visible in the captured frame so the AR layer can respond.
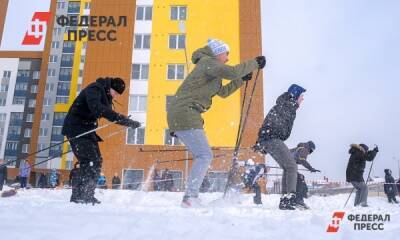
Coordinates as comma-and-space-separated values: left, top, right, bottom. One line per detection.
62, 77, 141, 204
384, 169, 398, 203
346, 144, 378, 207
167, 39, 265, 208
290, 141, 319, 209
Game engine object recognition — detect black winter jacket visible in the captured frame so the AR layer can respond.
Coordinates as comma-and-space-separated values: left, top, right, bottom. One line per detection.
384, 173, 396, 195
0, 165, 7, 183
62, 78, 127, 140
345, 144, 378, 182
257, 92, 298, 142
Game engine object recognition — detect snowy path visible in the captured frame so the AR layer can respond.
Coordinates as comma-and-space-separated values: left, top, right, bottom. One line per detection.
0, 188, 399, 240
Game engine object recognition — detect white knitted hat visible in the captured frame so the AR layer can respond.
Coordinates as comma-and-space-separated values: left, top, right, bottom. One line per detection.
207, 38, 230, 56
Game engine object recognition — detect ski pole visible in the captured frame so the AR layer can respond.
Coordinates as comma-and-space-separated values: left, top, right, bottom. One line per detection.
20, 126, 129, 169
156, 154, 227, 164
0, 119, 126, 168
224, 69, 261, 197
138, 146, 251, 153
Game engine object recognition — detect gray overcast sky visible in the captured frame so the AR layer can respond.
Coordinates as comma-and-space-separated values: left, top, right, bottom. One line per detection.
260, 0, 400, 181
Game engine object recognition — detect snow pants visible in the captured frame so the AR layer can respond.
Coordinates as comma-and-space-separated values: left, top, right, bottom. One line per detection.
259, 139, 298, 194
69, 136, 102, 201
351, 181, 368, 206
175, 129, 213, 198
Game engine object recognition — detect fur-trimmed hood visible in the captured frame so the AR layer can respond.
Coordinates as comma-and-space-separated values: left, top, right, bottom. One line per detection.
350, 144, 367, 154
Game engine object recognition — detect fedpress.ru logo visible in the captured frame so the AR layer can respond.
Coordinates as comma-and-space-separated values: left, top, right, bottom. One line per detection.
326, 211, 346, 233
22, 12, 51, 45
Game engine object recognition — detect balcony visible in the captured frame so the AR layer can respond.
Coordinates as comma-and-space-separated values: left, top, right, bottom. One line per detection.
60, 59, 73, 67
6, 134, 20, 141
4, 149, 18, 156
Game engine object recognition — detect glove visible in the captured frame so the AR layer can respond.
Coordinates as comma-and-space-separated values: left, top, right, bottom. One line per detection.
255, 56, 266, 69
118, 118, 141, 129
373, 146, 379, 152
310, 169, 321, 173
242, 72, 253, 81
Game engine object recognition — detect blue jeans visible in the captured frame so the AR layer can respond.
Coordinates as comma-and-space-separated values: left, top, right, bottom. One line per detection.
175, 129, 213, 198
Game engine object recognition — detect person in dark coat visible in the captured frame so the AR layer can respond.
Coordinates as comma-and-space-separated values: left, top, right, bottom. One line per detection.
69, 163, 80, 201
62, 77, 141, 204
112, 173, 121, 189
243, 161, 267, 205
290, 141, 319, 208
396, 178, 400, 197
295, 173, 309, 209
38, 173, 47, 188
0, 159, 7, 191
253, 84, 306, 210
162, 169, 174, 191
384, 169, 398, 203
200, 172, 211, 193
152, 169, 162, 191
345, 144, 378, 207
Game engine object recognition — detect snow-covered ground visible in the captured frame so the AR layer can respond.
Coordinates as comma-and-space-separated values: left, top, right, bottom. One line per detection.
0, 187, 399, 240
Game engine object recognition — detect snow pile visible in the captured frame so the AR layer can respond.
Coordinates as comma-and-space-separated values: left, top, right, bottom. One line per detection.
0, 187, 399, 240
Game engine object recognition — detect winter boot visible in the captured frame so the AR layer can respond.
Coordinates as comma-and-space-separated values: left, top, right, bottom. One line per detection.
253, 195, 262, 205
85, 196, 101, 205
279, 194, 296, 210
181, 196, 203, 208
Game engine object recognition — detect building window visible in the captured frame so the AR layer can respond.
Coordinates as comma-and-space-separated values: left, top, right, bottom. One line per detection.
122, 169, 144, 190
52, 126, 62, 135
161, 170, 183, 191
49, 55, 58, 63
6, 141, 18, 150
17, 70, 29, 77
45, 83, 54, 92
51, 41, 60, 49
131, 64, 149, 80
47, 69, 56, 77
169, 34, 185, 49
24, 128, 32, 138
129, 95, 147, 112
0, 113, 6, 121
12, 97, 25, 105
32, 71, 40, 79
167, 64, 185, 80
8, 126, 21, 135
43, 98, 52, 106
37, 143, 46, 151
30, 84, 38, 93
170, 6, 187, 20
53, 28, 61, 36
164, 129, 181, 145
39, 128, 48, 137
0, 98, 6, 106
127, 127, 145, 144
26, 114, 34, 122
57, 1, 66, 9
84, 2, 91, 9
0, 127, 4, 135
136, 6, 152, 21
10, 112, 23, 121
134, 34, 151, 49
2, 70, 11, 79
0, 84, 8, 92
22, 144, 30, 153
59, 68, 72, 81
80, 55, 86, 63
15, 83, 28, 91
41, 113, 50, 121
28, 99, 36, 108
56, 96, 69, 104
